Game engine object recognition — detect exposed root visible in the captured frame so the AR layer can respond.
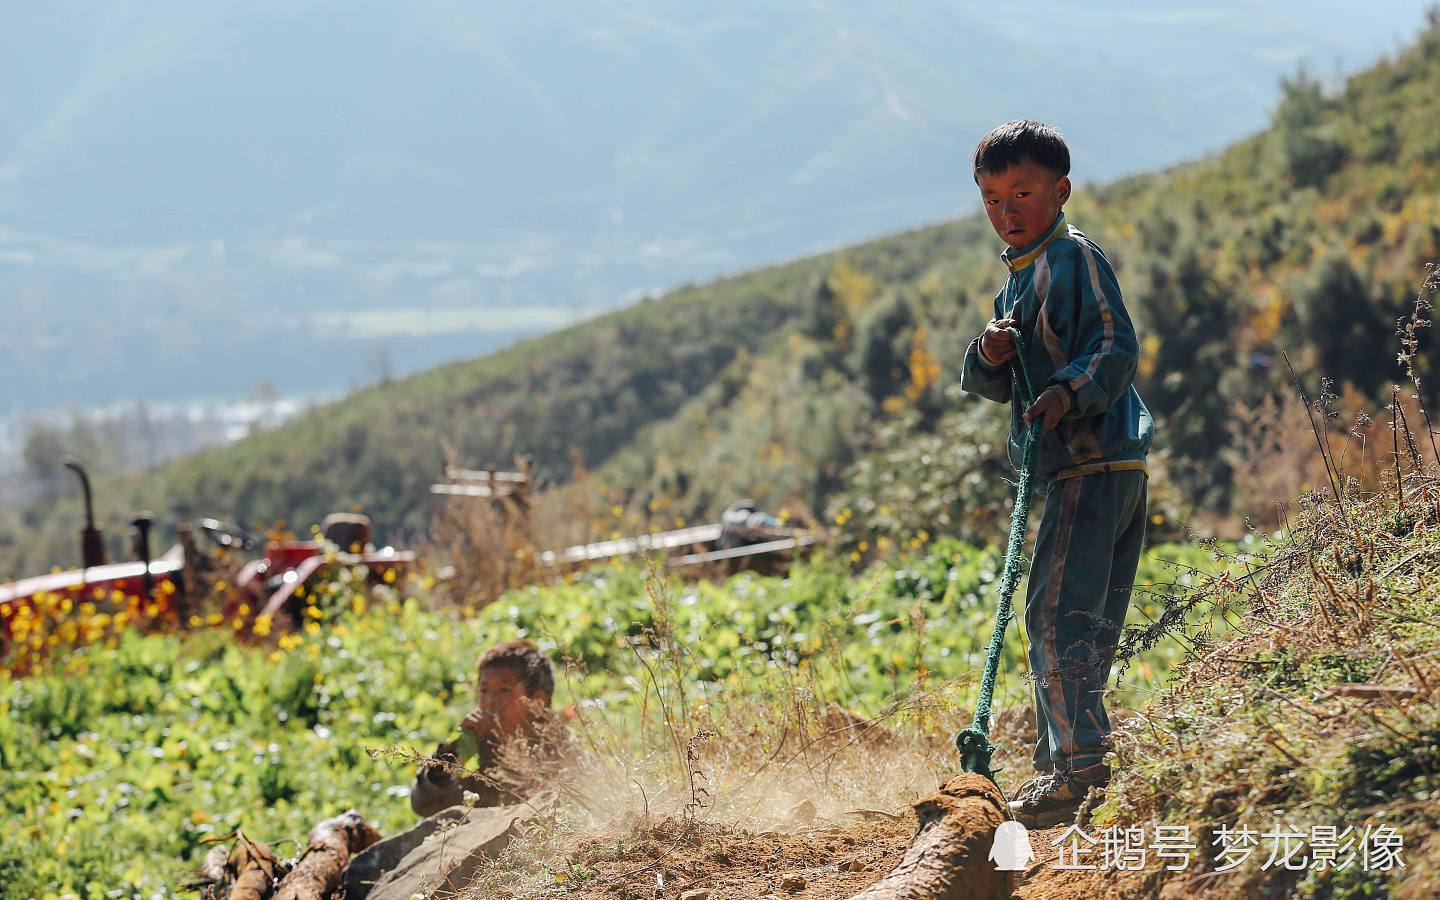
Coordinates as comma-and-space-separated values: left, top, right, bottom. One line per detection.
847, 773, 1011, 900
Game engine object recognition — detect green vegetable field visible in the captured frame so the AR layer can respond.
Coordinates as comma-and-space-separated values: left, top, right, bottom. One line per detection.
0, 539, 1220, 896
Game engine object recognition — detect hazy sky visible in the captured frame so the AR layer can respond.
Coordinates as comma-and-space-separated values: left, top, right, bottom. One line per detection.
1, 1, 1435, 417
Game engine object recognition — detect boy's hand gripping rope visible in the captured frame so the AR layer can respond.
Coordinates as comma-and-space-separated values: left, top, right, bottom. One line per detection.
954, 327, 1040, 785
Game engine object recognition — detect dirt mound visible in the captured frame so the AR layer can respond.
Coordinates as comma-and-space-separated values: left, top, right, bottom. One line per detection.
548, 773, 1042, 900
557, 812, 912, 899
1010, 825, 1115, 900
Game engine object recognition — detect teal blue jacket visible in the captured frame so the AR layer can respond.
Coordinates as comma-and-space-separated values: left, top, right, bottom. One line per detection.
960, 212, 1154, 481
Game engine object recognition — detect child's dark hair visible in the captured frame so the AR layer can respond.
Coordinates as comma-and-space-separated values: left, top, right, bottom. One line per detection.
973, 119, 1071, 181
477, 639, 555, 701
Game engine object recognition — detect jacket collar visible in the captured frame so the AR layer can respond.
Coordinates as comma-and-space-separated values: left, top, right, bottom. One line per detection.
1002, 212, 1067, 273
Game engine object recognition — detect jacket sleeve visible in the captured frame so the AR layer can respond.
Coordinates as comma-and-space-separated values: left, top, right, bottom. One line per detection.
1042, 242, 1140, 421
960, 336, 1013, 403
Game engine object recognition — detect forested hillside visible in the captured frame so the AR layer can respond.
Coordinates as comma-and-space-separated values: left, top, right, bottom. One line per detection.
5, 16, 1439, 579
602, 19, 1440, 540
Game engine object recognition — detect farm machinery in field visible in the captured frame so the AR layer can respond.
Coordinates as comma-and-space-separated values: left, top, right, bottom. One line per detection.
537, 499, 816, 575
427, 463, 816, 576
3, 453, 815, 664
0, 458, 412, 662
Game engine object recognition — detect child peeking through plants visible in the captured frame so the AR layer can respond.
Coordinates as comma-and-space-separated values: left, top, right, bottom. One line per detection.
960, 120, 1155, 827
410, 639, 572, 817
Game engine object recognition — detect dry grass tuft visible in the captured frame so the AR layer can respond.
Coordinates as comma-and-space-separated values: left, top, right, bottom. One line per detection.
1067, 262, 1440, 899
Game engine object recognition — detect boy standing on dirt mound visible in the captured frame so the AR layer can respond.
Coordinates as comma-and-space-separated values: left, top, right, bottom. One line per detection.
960, 120, 1155, 827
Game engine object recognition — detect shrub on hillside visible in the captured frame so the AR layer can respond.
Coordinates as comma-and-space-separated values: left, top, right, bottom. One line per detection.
825, 398, 1013, 559
1275, 70, 1349, 188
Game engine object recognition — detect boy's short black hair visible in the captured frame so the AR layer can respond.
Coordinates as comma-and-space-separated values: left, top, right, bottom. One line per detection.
478, 639, 555, 701
973, 120, 1071, 182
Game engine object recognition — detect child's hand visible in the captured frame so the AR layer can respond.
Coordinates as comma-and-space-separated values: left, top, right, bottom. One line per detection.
459, 708, 492, 739
979, 317, 1019, 367
422, 740, 460, 784
1023, 386, 1070, 431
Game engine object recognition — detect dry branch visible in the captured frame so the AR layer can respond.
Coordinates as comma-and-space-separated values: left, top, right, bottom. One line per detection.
272, 810, 381, 900
230, 831, 285, 900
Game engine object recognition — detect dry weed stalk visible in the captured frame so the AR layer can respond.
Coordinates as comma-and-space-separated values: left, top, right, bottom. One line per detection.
422, 451, 541, 607
422, 449, 644, 608
1397, 261, 1440, 471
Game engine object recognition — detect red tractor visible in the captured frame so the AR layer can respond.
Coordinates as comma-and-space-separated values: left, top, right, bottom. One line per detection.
230, 512, 412, 624
0, 459, 412, 667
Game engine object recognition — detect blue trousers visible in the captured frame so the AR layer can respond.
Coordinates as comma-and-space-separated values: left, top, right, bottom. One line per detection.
1023, 469, 1148, 772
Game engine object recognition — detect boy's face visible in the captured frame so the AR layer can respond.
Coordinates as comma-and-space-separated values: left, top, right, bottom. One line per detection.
976, 158, 1071, 250
475, 664, 547, 736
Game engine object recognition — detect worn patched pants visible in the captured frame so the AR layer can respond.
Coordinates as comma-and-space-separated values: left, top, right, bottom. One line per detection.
1023, 468, 1148, 773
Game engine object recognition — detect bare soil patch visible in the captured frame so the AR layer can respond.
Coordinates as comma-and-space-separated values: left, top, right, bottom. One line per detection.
557, 813, 911, 899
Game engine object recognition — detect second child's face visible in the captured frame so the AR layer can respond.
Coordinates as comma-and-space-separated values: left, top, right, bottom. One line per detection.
977, 159, 1071, 250
475, 665, 543, 736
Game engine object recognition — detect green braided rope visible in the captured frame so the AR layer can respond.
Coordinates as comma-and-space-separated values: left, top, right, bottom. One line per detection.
955, 326, 1040, 784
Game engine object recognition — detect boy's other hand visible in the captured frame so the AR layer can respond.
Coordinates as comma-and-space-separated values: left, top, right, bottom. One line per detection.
1024, 386, 1070, 431
980, 318, 1019, 367
459, 708, 495, 742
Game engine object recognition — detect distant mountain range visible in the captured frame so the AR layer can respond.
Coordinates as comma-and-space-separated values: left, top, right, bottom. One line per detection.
2, 1, 1434, 415
4, 10, 1440, 579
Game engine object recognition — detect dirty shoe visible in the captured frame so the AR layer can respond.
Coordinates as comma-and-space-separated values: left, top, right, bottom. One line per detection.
1009, 769, 1056, 804
1009, 764, 1109, 828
